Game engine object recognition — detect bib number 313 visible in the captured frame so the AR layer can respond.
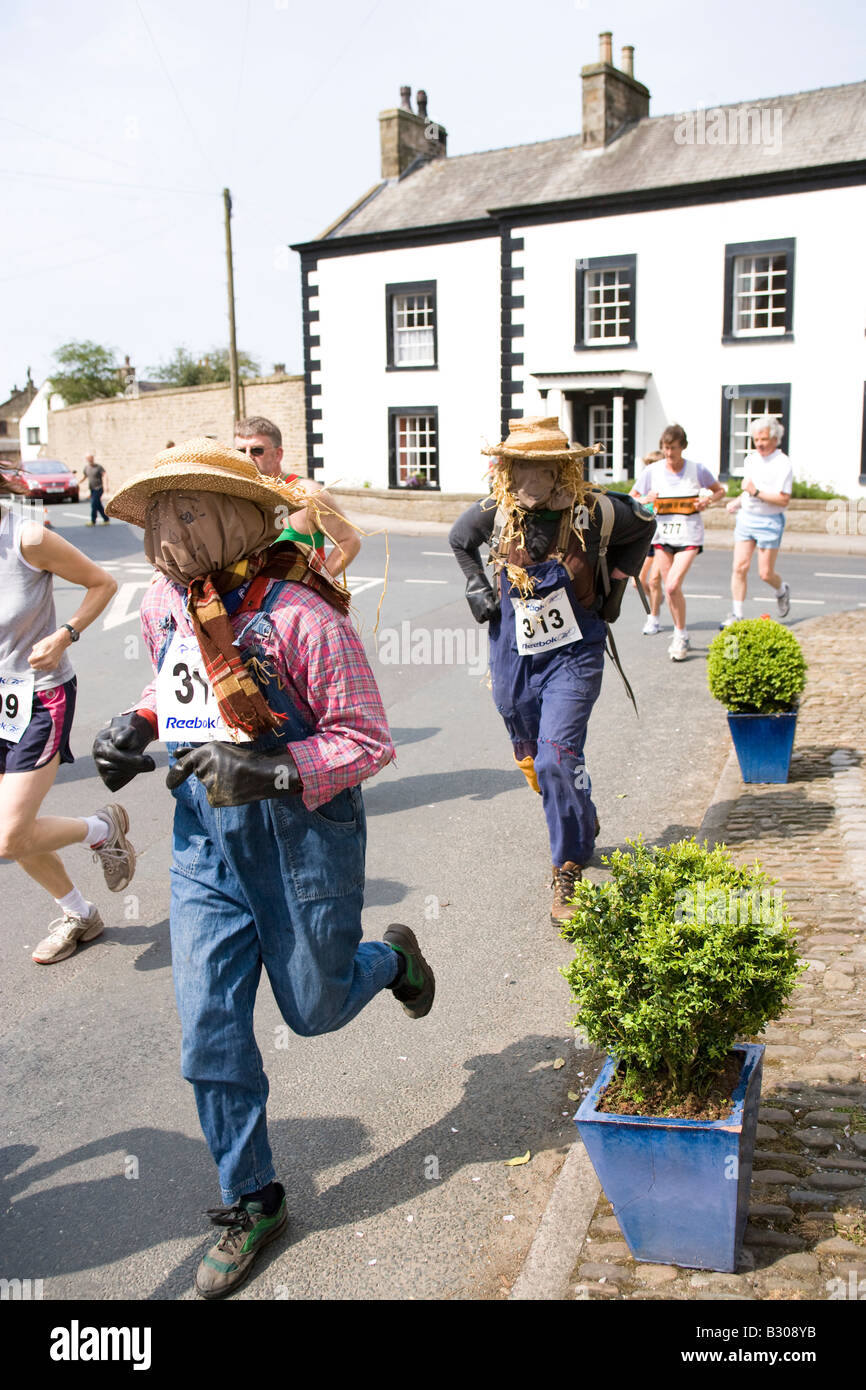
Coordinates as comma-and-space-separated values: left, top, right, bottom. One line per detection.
511, 587, 581, 655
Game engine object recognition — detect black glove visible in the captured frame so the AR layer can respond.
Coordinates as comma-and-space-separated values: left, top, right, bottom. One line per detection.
92, 713, 157, 792
464, 574, 500, 624
598, 575, 629, 623
165, 742, 303, 807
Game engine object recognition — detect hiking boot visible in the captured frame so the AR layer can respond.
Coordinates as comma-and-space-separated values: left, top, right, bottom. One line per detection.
776, 581, 791, 618
32, 906, 104, 964
551, 862, 582, 926
90, 804, 136, 892
668, 634, 690, 662
195, 1185, 288, 1300
384, 923, 435, 1019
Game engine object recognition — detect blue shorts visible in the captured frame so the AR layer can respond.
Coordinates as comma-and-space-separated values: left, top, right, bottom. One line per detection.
734, 511, 786, 549
0, 676, 76, 774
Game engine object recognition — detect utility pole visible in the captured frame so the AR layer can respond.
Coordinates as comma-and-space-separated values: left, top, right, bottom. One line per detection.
223, 187, 240, 427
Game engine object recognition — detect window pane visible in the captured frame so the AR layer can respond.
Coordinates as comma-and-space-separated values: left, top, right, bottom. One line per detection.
394, 413, 438, 486
393, 292, 435, 365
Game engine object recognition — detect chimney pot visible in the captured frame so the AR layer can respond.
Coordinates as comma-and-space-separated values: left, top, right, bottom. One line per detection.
416, 89, 428, 119
599, 31, 612, 64
621, 45, 634, 77
581, 32, 649, 148
400, 85, 413, 112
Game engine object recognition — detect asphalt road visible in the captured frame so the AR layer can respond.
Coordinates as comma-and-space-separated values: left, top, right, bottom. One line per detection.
2, 503, 864, 1301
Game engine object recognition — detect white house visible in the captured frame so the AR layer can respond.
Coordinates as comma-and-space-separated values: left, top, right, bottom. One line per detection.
291, 35, 866, 497
18, 382, 66, 462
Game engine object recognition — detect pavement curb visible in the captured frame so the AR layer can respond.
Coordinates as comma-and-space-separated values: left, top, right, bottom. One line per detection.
508, 743, 746, 1301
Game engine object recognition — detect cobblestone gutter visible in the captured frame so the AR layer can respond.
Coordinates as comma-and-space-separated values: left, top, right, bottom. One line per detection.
571, 610, 866, 1302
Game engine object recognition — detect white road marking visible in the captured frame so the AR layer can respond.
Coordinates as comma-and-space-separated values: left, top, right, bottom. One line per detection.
346, 576, 385, 596
814, 572, 866, 580
682, 593, 723, 599
789, 598, 825, 605
421, 551, 454, 557
102, 581, 152, 630
405, 579, 448, 584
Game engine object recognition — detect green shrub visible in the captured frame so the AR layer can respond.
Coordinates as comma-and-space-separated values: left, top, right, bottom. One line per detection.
706, 618, 806, 713
561, 838, 802, 1104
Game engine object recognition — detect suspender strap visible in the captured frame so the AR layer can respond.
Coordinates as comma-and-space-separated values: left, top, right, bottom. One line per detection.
605, 620, 640, 718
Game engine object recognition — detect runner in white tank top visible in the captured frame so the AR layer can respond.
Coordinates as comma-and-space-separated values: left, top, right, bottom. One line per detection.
0, 475, 137, 964
632, 425, 726, 661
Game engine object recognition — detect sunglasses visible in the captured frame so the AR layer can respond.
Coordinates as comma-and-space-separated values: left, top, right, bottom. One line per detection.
236, 445, 266, 458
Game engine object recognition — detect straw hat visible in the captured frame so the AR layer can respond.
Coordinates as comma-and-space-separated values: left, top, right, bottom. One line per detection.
106, 438, 308, 527
482, 417, 603, 462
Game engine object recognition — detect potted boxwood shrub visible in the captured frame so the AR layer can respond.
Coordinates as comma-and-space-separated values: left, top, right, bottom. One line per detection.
562, 837, 802, 1272
707, 618, 806, 783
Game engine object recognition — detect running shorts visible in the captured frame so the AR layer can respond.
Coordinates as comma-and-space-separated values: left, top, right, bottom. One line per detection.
0, 676, 76, 774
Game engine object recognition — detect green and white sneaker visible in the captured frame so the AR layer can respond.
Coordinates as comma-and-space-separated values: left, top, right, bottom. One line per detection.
195, 1184, 288, 1299
384, 923, 436, 1019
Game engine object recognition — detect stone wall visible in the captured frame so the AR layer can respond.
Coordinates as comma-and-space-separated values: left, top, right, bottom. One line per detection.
46, 374, 306, 492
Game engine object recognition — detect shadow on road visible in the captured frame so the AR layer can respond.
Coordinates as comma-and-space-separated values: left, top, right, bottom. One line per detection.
364, 768, 522, 815
2, 1033, 573, 1299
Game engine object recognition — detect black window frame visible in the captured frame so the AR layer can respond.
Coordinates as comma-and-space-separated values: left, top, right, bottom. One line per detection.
388, 406, 440, 491
386, 280, 438, 371
722, 238, 795, 344
575, 254, 637, 351
719, 382, 791, 480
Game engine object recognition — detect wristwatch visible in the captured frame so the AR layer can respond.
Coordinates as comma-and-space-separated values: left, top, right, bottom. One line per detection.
62, 623, 80, 642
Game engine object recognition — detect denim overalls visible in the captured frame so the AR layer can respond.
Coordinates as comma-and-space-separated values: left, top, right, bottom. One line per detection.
489, 556, 606, 866
157, 580, 398, 1203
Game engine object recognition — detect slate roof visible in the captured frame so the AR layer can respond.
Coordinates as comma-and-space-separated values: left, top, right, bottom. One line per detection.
321, 81, 866, 241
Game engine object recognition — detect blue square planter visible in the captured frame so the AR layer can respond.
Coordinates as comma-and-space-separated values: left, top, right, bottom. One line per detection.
727, 710, 797, 783
575, 1043, 764, 1272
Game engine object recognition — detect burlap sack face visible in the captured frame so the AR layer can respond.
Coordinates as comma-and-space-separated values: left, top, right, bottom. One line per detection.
510, 462, 574, 512
143, 490, 274, 584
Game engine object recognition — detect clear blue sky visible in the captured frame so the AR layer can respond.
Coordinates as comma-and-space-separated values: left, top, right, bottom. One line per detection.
2, 0, 864, 399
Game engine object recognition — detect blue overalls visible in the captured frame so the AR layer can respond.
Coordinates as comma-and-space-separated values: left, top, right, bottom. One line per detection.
489, 556, 606, 866
156, 579, 398, 1203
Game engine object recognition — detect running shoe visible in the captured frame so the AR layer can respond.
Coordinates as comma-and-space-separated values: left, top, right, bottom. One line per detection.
776, 582, 791, 618
642, 615, 661, 635
719, 614, 741, 629
90, 804, 136, 892
195, 1184, 288, 1300
384, 923, 435, 1018
668, 635, 690, 662
32, 906, 104, 964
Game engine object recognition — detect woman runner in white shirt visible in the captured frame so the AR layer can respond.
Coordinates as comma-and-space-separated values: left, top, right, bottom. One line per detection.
0, 474, 136, 964
632, 424, 726, 661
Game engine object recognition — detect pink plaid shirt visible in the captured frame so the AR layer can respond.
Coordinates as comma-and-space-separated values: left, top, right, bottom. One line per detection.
135, 575, 394, 810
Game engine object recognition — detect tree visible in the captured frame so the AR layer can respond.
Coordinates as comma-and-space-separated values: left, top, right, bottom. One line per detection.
48, 340, 121, 405
149, 346, 260, 387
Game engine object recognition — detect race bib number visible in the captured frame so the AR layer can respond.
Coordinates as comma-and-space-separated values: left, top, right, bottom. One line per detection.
511, 587, 581, 656
0, 671, 35, 744
156, 632, 250, 743
656, 512, 703, 546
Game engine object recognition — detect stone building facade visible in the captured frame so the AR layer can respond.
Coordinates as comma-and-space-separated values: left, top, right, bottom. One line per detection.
46, 373, 306, 491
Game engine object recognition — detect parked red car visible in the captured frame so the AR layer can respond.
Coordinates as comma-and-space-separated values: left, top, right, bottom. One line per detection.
12, 459, 79, 502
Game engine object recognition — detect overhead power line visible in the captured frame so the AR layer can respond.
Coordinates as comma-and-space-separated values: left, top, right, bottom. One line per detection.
134, 0, 220, 183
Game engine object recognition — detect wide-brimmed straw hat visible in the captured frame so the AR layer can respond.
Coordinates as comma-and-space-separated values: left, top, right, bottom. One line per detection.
482, 417, 603, 462
106, 438, 308, 528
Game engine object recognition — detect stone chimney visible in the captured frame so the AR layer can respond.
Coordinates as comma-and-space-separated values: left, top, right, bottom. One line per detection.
581, 32, 649, 148
379, 86, 447, 179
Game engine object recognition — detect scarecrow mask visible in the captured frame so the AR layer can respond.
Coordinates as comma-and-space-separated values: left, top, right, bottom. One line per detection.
143, 490, 273, 584
510, 462, 573, 512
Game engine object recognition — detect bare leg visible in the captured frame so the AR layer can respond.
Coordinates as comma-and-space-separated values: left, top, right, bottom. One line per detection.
0, 759, 90, 896
640, 553, 662, 617
757, 546, 782, 591
731, 539, 756, 605
656, 547, 700, 630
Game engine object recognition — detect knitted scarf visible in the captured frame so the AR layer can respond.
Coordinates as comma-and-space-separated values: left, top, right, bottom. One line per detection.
185, 541, 351, 739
